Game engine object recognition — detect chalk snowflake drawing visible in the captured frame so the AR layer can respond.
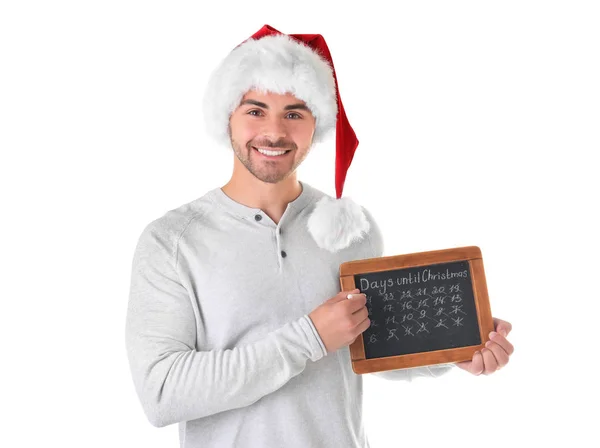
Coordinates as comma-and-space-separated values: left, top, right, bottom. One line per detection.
402, 325, 414, 336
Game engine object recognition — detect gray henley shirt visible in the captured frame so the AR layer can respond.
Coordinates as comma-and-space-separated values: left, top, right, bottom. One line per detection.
125, 180, 454, 447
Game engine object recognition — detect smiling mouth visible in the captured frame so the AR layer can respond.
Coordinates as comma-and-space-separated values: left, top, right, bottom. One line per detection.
252, 147, 292, 157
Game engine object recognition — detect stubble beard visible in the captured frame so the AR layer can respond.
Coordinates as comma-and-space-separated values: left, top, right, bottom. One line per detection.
231, 139, 309, 185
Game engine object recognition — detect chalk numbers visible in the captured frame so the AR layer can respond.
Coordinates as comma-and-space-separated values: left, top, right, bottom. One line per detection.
367, 282, 468, 343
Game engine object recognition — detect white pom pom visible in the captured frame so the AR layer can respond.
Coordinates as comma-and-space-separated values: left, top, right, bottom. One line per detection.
307, 195, 371, 253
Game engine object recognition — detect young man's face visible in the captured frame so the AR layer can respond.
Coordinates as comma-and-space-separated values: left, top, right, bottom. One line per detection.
228, 89, 316, 184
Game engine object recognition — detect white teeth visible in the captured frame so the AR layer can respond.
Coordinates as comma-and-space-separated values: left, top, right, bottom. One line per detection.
255, 147, 288, 156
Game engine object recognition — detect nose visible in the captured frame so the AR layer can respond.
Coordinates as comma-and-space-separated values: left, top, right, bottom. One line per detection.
260, 115, 288, 141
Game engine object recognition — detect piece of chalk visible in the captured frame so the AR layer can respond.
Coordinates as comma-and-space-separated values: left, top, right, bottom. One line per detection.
347, 294, 353, 299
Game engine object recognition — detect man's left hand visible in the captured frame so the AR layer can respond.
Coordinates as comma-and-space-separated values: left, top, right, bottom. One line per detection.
455, 317, 514, 375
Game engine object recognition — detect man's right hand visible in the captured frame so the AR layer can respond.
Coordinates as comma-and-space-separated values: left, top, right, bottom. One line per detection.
308, 289, 370, 355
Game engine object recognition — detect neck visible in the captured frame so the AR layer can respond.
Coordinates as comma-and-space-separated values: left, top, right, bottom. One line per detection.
220, 174, 303, 225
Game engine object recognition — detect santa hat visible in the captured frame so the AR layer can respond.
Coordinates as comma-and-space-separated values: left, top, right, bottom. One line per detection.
202, 24, 370, 253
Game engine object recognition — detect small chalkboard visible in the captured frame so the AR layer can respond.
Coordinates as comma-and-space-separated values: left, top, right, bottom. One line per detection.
339, 246, 493, 374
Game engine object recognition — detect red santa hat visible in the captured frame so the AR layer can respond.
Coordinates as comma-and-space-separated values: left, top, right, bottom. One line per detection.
202, 24, 370, 253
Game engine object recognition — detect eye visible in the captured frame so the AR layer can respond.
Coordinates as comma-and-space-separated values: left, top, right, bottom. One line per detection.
247, 110, 302, 119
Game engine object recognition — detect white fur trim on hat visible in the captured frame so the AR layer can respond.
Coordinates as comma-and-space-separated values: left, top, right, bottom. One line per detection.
307, 195, 371, 253
202, 34, 338, 148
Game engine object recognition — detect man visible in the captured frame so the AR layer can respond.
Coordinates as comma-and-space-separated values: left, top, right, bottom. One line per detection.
125, 24, 514, 447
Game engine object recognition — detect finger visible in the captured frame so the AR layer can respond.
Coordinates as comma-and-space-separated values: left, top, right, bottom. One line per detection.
456, 351, 484, 375
351, 307, 369, 326
484, 340, 510, 369
454, 352, 476, 370
489, 331, 515, 356
481, 348, 499, 375
493, 317, 512, 337
471, 351, 485, 375
454, 359, 471, 370
456, 350, 488, 375
347, 294, 368, 313
345, 289, 360, 299
330, 289, 360, 303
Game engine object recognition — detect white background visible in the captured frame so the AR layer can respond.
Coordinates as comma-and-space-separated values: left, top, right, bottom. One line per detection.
1, 1, 598, 447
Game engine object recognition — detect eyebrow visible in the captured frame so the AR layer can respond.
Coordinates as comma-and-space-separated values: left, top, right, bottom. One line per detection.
239, 99, 311, 112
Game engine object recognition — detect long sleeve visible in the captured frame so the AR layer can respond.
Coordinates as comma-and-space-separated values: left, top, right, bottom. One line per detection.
361, 205, 456, 382
124, 222, 327, 428
369, 363, 455, 381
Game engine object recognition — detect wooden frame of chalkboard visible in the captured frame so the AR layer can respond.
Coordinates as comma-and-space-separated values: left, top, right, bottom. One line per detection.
339, 246, 493, 374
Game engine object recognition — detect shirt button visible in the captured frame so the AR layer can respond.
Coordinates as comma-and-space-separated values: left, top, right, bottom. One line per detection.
281, 250, 287, 258
254, 214, 262, 221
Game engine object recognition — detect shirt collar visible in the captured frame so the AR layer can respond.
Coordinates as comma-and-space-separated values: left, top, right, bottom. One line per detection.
208, 180, 316, 224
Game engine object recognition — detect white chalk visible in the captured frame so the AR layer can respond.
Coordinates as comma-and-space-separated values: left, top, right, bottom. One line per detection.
347, 294, 353, 299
